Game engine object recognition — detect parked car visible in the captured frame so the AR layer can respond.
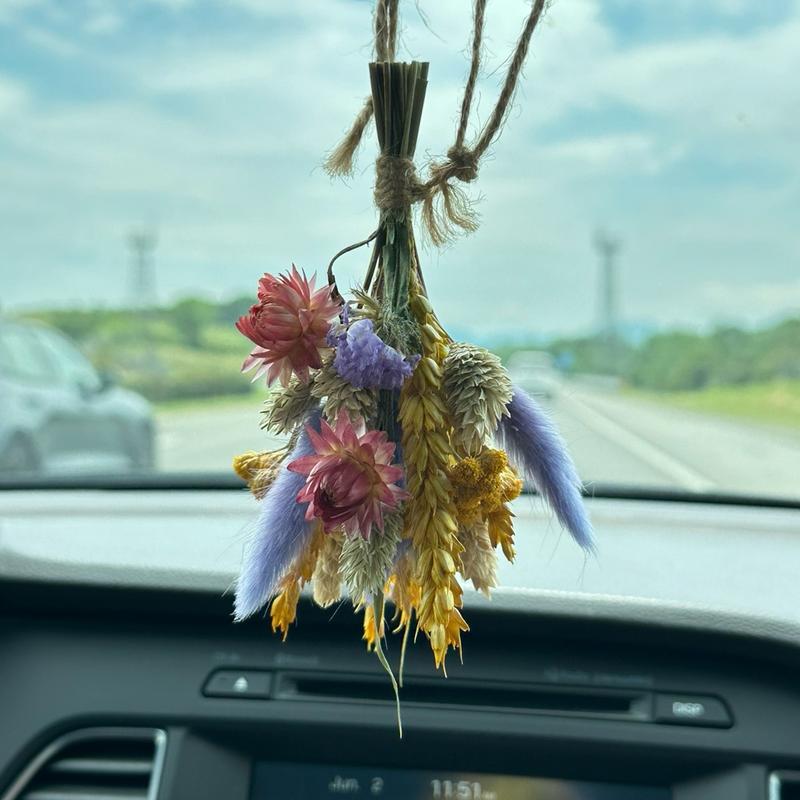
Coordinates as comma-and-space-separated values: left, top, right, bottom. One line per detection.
0, 319, 155, 474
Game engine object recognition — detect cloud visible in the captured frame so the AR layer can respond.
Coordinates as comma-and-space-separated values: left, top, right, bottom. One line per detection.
17, 21, 81, 55
84, 9, 123, 35
0, 0, 50, 24
698, 278, 800, 325
146, 51, 278, 93
0, 0, 798, 337
141, 0, 193, 8
0, 73, 27, 114
540, 133, 685, 174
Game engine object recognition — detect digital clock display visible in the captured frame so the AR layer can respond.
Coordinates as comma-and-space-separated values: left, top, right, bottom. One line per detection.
251, 762, 671, 799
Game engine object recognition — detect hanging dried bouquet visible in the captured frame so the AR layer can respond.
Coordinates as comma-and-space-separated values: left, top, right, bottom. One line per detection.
232, 0, 595, 729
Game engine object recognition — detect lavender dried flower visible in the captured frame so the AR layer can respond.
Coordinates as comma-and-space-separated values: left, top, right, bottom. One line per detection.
333, 318, 416, 390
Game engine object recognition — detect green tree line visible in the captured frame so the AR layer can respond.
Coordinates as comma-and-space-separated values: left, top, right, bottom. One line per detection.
21, 298, 800, 401
24, 296, 254, 402
546, 317, 800, 392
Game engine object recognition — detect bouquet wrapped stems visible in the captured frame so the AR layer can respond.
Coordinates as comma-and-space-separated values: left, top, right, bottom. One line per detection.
363, 61, 467, 668
366, 61, 428, 348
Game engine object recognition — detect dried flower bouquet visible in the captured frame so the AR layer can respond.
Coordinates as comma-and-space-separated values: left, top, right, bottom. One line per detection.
231, 5, 594, 730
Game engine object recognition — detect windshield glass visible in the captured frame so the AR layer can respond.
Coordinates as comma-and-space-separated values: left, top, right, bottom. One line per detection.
1, 1, 798, 500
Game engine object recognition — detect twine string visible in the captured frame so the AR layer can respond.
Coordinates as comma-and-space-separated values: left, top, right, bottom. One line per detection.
472, 0, 546, 160
324, 0, 400, 177
415, 0, 547, 244
454, 0, 486, 152
328, 0, 547, 245
386, 0, 399, 61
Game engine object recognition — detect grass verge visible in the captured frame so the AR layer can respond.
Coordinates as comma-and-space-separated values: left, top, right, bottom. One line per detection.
155, 388, 263, 414
636, 380, 800, 430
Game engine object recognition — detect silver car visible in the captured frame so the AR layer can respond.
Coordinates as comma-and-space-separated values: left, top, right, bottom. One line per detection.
0, 319, 154, 473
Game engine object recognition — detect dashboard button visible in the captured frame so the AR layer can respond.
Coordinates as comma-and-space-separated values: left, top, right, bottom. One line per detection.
203, 670, 272, 699
654, 694, 731, 727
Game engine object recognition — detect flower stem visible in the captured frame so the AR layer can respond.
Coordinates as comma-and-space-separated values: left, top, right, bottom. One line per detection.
372, 594, 403, 738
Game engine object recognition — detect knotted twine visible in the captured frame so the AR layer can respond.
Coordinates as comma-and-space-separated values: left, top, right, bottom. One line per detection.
325, 0, 548, 246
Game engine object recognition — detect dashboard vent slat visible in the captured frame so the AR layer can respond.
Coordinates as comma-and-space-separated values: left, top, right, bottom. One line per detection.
47, 759, 154, 778
24, 790, 148, 800
1, 729, 166, 800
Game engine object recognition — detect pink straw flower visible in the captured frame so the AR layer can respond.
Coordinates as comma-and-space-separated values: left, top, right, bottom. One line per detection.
236, 265, 340, 387
287, 412, 407, 538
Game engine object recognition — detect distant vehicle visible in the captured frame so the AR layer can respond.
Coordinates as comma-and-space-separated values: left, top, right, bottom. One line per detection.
507, 349, 562, 399
0, 319, 155, 474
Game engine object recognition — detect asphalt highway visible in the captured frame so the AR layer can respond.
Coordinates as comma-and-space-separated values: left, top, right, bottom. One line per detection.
156, 382, 800, 500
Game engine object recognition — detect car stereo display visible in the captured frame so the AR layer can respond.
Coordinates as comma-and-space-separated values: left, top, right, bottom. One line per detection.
251, 762, 671, 799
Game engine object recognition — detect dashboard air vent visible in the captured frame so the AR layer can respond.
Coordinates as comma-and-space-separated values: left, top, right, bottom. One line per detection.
770, 772, 800, 800
1, 728, 166, 800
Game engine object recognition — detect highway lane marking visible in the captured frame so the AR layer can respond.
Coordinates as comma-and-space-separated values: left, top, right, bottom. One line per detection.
560, 391, 715, 493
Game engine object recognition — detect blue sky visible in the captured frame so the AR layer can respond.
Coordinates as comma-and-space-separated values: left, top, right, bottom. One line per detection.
1, 0, 798, 341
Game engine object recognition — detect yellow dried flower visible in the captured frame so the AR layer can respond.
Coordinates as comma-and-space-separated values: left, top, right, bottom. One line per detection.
232, 448, 287, 499
490, 465, 523, 562
388, 546, 419, 631
481, 447, 508, 478
232, 450, 268, 483
361, 602, 386, 651
448, 456, 484, 525
269, 576, 301, 642
447, 448, 522, 565
448, 448, 508, 523
311, 531, 344, 608
270, 523, 324, 640
498, 466, 524, 505
399, 273, 468, 669
487, 506, 515, 563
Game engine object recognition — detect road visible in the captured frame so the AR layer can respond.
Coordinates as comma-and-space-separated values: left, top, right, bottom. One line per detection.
156, 382, 800, 499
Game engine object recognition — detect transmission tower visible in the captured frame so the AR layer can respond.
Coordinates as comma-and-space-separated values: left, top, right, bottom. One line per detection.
128, 226, 158, 308
593, 229, 622, 372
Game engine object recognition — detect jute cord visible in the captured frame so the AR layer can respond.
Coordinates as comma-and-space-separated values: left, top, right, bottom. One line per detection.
326, 0, 547, 246
324, 0, 399, 177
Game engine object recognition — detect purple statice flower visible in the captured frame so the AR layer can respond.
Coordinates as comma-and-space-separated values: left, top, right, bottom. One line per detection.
496, 386, 596, 554
234, 406, 322, 621
333, 318, 417, 390
326, 303, 351, 347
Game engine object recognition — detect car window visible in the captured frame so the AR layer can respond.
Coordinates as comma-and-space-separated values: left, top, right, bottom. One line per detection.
0, 327, 53, 384
0, 2, 797, 499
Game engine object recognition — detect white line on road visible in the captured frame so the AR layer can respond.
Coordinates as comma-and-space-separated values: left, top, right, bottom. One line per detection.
561, 391, 716, 493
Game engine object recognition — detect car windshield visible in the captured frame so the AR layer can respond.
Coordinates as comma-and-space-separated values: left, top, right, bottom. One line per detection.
1, 2, 798, 501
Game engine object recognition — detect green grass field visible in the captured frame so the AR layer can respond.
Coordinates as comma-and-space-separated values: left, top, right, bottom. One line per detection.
640, 380, 800, 429
155, 387, 263, 413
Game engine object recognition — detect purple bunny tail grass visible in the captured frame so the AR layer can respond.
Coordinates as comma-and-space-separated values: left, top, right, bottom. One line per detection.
496, 386, 596, 554
234, 406, 322, 621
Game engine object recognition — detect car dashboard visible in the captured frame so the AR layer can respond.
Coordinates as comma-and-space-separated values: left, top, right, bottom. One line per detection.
1, 489, 799, 800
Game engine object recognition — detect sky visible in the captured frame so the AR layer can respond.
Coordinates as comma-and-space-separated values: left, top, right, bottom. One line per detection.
0, 0, 798, 341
